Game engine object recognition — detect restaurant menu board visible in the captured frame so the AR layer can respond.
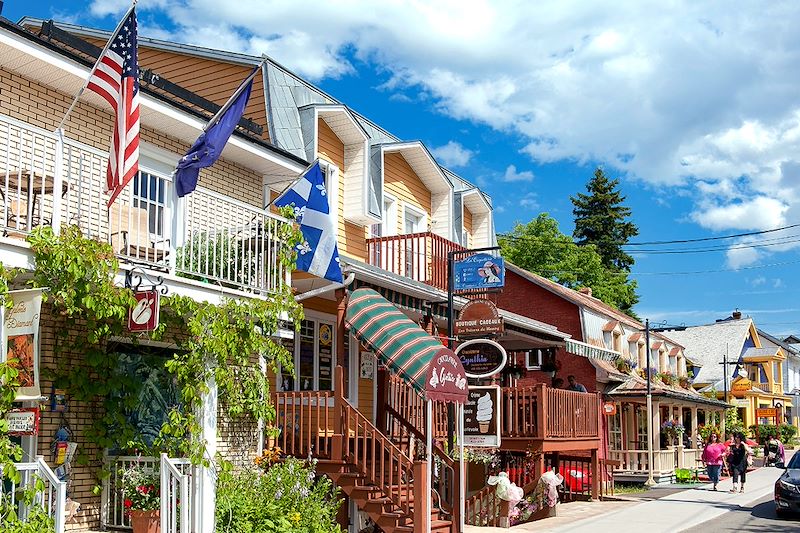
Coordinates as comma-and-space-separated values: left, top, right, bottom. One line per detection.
318, 323, 333, 391
461, 386, 501, 447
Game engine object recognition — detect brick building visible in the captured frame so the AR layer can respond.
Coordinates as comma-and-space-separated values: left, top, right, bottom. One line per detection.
497, 264, 729, 483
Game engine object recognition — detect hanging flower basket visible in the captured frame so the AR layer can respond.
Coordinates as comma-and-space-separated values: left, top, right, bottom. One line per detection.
658, 371, 678, 387
614, 357, 635, 374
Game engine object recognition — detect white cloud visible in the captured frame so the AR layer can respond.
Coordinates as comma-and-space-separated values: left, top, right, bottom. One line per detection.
502, 164, 535, 183
691, 196, 788, 231
774, 278, 784, 288
87, 1, 800, 249
751, 276, 766, 286
431, 141, 474, 168
519, 192, 539, 209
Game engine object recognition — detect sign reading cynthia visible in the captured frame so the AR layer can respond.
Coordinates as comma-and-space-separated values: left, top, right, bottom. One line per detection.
455, 339, 508, 379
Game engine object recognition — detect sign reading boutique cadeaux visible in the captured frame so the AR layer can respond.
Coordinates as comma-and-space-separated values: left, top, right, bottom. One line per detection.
1, 289, 43, 401
461, 386, 501, 447
455, 299, 504, 337
455, 339, 507, 379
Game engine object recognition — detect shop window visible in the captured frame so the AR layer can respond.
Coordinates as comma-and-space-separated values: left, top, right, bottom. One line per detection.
609, 409, 622, 450
278, 318, 335, 392
109, 344, 180, 447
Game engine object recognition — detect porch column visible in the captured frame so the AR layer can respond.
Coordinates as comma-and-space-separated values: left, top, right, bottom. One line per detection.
199, 374, 217, 533
691, 407, 698, 448
652, 400, 661, 451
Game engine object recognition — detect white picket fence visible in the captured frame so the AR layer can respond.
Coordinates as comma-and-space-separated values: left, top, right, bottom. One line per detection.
160, 453, 201, 533
2, 457, 67, 533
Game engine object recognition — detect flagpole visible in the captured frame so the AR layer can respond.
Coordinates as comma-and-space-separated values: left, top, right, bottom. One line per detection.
56, 1, 137, 131
264, 158, 320, 209
203, 55, 268, 132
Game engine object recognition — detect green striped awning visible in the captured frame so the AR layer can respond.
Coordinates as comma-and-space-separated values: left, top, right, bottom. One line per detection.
346, 287, 454, 397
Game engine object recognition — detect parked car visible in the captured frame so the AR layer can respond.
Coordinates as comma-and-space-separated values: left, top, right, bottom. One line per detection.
774, 452, 800, 516
562, 465, 591, 492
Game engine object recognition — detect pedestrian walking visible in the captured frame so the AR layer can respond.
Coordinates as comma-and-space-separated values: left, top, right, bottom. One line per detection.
701, 431, 726, 490
726, 432, 752, 493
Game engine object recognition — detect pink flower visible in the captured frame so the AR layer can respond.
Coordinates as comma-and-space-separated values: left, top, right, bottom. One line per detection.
124, 499, 133, 508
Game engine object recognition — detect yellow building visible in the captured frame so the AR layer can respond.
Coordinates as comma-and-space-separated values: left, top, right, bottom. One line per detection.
664, 312, 792, 432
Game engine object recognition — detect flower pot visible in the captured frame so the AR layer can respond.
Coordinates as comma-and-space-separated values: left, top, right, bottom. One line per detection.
130, 510, 160, 533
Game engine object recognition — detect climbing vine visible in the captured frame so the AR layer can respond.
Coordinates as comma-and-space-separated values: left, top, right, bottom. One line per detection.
1, 262, 23, 482
19, 206, 303, 474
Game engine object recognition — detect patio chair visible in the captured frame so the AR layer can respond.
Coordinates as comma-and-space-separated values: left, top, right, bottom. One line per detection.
3, 196, 29, 238
109, 203, 169, 263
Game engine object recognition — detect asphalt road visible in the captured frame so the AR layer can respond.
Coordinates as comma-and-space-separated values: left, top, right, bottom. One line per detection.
682, 492, 799, 533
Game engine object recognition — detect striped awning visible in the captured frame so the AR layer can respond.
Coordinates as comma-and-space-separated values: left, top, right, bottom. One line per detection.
346, 288, 467, 403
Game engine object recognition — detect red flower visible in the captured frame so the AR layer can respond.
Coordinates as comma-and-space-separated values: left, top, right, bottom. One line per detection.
124, 499, 133, 508
138, 485, 149, 494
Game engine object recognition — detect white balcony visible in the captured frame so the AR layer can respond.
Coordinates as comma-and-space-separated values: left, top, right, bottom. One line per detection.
0, 114, 291, 298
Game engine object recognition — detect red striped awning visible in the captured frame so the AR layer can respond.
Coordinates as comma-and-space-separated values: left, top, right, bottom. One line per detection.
346, 288, 467, 404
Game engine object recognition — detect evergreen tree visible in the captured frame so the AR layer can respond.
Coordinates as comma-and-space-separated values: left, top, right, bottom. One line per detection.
571, 168, 639, 271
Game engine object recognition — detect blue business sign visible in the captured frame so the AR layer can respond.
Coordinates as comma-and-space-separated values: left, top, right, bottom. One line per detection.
454, 253, 505, 292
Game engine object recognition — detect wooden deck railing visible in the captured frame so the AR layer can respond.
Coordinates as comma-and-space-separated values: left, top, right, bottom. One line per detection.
464, 483, 509, 527
500, 384, 601, 440
366, 231, 464, 291
545, 388, 600, 438
273, 390, 334, 459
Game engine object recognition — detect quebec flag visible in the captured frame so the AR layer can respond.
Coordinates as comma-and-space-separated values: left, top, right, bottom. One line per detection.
274, 162, 343, 283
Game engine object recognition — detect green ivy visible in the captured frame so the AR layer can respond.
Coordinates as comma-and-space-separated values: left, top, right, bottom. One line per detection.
20, 208, 303, 476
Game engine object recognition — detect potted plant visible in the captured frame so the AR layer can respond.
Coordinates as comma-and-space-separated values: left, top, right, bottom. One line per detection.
121, 461, 161, 533
657, 371, 678, 387
614, 357, 636, 374
638, 366, 657, 381
661, 420, 685, 446
503, 362, 524, 379
678, 375, 692, 389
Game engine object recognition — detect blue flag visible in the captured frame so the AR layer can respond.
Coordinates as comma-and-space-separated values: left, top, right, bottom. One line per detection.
174, 77, 253, 197
274, 162, 343, 283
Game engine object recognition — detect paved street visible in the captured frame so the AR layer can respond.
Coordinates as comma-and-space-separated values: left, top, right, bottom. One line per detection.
682, 492, 799, 533
468, 462, 798, 533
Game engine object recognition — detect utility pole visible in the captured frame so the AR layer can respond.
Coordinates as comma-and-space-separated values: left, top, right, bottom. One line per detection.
645, 318, 656, 486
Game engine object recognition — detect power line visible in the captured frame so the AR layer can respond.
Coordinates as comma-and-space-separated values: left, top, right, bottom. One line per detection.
497, 222, 800, 248
533, 257, 800, 277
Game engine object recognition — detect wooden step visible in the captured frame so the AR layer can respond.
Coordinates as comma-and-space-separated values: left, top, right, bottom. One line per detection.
394, 519, 453, 533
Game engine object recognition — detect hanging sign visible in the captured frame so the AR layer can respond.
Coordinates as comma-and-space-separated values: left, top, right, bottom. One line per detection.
455, 299, 504, 337
731, 378, 752, 392
6, 407, 40, 436
461, 386, 501, 447
1, 289, 43, 401
425, 348, 468, 404
455, 339, 507, 379
602, 402, 617, 416
128, 290, 160, 332
454, 253, 505, 292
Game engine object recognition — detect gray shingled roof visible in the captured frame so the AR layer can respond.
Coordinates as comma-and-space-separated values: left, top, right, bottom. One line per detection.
662, 318, 753, 384
743, 347, 779, 358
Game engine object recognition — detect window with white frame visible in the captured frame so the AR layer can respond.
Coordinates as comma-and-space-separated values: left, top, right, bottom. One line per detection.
608, 409, 622, 450
132, 171, 167, 237
370, 195, 397, 238
524, 349, 542, 370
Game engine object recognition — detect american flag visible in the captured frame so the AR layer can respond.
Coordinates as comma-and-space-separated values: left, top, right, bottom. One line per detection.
86, 8, 140, 207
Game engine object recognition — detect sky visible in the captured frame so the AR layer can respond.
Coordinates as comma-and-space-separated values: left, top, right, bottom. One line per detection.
6, 1, 800, 336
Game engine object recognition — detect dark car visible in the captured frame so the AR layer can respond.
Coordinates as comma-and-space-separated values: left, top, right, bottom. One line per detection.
775, 452, 800, 516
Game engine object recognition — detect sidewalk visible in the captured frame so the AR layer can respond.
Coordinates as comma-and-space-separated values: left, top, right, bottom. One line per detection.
465, 465, 785, 533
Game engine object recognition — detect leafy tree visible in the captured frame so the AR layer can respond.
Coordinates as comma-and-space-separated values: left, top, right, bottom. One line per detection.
571, 168, 639, 271
498, 213, 638, 312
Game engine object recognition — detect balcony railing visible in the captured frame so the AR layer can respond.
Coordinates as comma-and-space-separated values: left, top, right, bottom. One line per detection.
0, 114, 290, 295
366, 231, 464, 291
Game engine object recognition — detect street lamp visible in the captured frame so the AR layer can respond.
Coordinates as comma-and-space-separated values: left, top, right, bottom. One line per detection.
645, 319, 655, 486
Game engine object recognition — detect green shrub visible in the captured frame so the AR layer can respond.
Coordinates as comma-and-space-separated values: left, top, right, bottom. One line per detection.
748, 424, 798, 445
215, 458, 343, 533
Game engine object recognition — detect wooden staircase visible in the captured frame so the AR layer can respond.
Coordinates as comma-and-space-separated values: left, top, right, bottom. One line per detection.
274, 367, 457, 533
